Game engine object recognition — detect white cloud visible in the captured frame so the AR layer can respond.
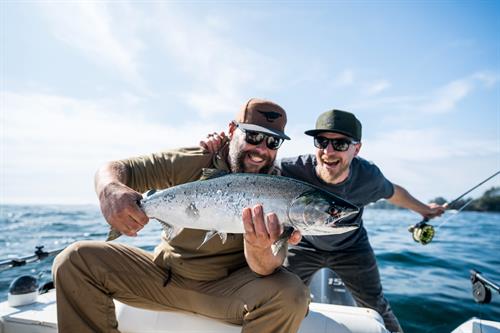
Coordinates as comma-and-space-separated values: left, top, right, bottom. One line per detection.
364, 128, 497, 162
472, 71, 500, 88
151, 4, 282, 117
348, 71, 498, 115
334, 69, 355, 87
330, 69, 391, 97
364, 79, 391, 96
38, 1, 146, 89
419, 71, 498, 114
361, 128, 500, 200
0, 91, 220, 204
420, 79, 473, 114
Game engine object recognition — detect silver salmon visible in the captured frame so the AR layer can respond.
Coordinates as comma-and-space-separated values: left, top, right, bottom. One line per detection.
107, 172, 359, 245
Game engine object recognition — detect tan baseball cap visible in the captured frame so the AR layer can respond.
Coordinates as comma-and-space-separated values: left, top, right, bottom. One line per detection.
235, 98, 290, 140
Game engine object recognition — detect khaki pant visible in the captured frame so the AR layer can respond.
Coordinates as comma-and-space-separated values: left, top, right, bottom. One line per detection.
52, 241, 309, 333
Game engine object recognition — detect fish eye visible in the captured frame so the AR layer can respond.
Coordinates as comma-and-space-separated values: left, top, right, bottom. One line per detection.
328, 207, 341, 219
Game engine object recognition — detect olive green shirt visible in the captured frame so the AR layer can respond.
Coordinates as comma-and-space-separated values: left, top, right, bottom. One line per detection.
118, 146, 249, 281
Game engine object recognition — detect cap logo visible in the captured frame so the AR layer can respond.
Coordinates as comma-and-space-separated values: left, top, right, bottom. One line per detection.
258, 110, 282, 122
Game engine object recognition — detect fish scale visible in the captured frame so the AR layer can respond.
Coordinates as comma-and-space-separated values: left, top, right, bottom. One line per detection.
122, 173, 361, 239
107, 173, 360, 242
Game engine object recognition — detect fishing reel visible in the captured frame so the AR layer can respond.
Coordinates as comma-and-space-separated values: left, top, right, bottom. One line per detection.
470, 269, 499, 304
408, 218, 435, 245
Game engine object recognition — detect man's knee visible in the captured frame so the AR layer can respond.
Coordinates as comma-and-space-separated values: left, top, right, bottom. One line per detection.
263, 269, 310, 313
52, 241, 105, 282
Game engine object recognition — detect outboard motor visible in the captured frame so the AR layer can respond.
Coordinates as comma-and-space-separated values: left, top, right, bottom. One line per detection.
308, 268, 356, 306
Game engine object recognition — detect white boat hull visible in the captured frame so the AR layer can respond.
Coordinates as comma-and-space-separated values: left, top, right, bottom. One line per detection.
451, 318, 500, 333
0, 289, 389, 333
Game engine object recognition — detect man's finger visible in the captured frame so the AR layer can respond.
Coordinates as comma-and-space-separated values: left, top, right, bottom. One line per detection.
242, 207, 255, 235
208, 141, 217, 152
288, 230, 302, 245
128, 208, 148, 227
199, 141, 209, 150
124, 216, 144, 234
252, 205, 269, 239
266, 213, 281, 240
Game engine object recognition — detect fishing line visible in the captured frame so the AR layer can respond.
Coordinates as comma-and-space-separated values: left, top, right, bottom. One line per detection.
409, 170, 499, 245
435, 170, 500, 231
447, 170, 500, 207
434, 198, 474, 231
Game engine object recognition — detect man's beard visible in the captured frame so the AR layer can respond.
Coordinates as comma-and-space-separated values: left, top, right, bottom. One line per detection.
228, 139, 274, 174
316, 160, 350, 184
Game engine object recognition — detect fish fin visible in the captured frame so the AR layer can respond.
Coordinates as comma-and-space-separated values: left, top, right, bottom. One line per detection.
200, 168, 229, 180
106, 227, 122, 241
218, 232, 228, 244
271, 239, 286, 256
197, 230, 218, 249
157, 219, 181, 241
270, 226, 295, 256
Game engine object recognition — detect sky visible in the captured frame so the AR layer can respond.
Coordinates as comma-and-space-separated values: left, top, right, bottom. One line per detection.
1, 1, 499, 205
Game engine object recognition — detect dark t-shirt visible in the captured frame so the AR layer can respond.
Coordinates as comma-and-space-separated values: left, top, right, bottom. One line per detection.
279, 155, 394, 252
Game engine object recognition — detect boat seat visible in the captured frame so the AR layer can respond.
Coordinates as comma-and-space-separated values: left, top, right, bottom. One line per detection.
115, 300, 389, 333
1, 290, 389, 333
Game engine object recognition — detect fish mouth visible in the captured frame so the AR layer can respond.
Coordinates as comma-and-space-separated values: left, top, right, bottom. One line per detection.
302, 224, 359, 235
325, 209, 359, 227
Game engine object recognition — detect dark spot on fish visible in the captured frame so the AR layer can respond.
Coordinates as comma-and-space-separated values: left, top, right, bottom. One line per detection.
186, 202, 200, 219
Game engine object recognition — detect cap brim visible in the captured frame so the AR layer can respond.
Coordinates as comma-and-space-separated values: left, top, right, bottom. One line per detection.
304, 129, 353, 138
238, 123, 290, 140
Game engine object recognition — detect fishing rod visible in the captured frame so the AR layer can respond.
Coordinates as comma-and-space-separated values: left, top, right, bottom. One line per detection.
0, 245, 66, 272
408, 170, 500, 245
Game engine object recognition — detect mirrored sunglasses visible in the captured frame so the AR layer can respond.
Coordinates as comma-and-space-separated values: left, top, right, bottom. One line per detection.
238, 127, 284, 150
313, 136, 358, 152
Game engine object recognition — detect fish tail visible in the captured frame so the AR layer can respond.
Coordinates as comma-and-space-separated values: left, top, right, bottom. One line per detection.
270, 226, 295, 256
106, 228, 122, 241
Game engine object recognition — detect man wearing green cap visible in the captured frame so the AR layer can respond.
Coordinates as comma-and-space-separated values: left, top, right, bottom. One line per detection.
279, 109, 446, 332
201, 109, 446, 332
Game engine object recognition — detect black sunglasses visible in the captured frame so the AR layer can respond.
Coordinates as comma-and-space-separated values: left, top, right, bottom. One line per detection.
237, 126, 284, 150
314, 136, 358, 152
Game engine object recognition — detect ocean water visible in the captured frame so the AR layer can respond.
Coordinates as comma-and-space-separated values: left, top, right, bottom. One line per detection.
0, 204, 499, 332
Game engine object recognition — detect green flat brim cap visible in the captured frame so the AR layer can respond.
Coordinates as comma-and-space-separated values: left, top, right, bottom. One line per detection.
304, 109, 362, 141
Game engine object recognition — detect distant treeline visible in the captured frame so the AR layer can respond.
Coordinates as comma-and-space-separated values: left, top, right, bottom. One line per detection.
368, 187, 500, 212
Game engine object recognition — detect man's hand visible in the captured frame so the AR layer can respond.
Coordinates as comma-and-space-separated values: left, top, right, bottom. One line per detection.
242, 204, 301, 275
98, 182, 149, 237
389, 184, 448, 221
422, 203, 447, 219
243, 205, 281, 249
200, 131, 227, 153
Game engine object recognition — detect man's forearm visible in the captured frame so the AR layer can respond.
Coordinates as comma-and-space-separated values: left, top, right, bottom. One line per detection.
388, 184, 430, 215
94, 161, 129, 198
